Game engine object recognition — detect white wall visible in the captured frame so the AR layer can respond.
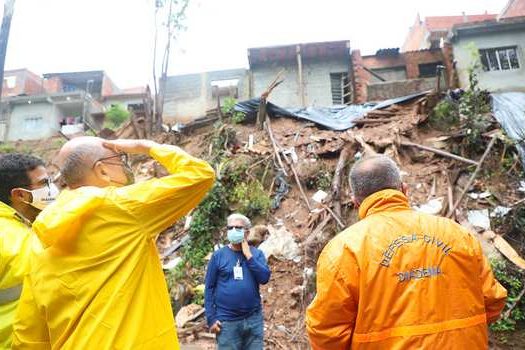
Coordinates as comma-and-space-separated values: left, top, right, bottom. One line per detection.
453, 29, 525, 92
252, 57, 349, 107
7, 103, 58, 141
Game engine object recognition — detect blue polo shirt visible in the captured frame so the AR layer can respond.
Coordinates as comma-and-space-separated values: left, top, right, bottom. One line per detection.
204, 246, 271, 326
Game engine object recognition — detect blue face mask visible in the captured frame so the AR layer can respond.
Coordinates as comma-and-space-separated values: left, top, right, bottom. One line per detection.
227, 228, 245, 244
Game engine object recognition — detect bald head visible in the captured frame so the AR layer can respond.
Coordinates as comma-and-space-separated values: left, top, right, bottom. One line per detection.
57, 137, 109, 187
350, 155, 402, 203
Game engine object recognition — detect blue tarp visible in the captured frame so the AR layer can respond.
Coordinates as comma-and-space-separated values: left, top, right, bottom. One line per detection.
234, 91, 429, 131
492, 92, 525, 169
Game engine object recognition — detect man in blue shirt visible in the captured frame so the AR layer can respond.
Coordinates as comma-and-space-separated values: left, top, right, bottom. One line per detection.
205, 213, 271, 350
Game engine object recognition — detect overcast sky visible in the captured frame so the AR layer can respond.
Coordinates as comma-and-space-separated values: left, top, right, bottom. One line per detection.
3, 0, 507, 89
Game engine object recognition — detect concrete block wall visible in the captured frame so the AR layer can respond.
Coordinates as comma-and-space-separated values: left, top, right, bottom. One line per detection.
252, 61, 300, 107
252, 57, 349, 107
163, 68, 248, 122
303, 57, 349, 106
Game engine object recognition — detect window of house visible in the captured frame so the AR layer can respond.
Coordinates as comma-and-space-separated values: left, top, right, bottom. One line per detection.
4, 76, 16, 89
24, 115, 44, 131
479, 47, 520, 72
211, 78, 239, 98
419, 62, 443, 78
330, 73, 350, 105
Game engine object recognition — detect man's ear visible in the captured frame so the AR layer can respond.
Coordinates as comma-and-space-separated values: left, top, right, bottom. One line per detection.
401, 183, 409, 196
92, 162, 111, 184
10, 188, 31, 204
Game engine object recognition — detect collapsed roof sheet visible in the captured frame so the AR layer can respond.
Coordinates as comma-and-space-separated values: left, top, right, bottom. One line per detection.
234, 91, 428, 131
492, 92, 525, 169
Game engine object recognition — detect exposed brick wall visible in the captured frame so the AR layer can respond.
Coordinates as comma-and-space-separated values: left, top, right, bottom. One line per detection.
368, 77, 437, 101
2, 69, 44, 97
43, 77, 63, 93
352, 49, 451, 102
441, 43, 459, 89
351, 50, 368, 103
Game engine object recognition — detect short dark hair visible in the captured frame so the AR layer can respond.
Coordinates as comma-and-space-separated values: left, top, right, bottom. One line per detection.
0, 153, 45, 205
350, 155, 402, 202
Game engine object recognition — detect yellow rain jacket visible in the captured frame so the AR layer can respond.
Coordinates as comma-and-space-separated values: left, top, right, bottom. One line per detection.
0, 202, 38, 350
13, 145, 215, 350
306, 189, 507, 350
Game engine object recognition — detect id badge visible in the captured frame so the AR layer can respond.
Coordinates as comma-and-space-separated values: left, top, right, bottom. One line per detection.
233, 265, 243, 280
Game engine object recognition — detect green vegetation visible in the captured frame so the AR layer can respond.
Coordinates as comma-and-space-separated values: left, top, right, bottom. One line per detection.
430, 100, 459, 130
490, 258, 525, 332
221, 97, 245, 124
0, 143, 15, 153
105, 104, 130, 129
172, 122, 270, 284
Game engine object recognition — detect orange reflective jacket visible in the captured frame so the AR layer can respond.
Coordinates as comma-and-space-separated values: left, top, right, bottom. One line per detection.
12, 145, 215, 350
306, 189, 507, 350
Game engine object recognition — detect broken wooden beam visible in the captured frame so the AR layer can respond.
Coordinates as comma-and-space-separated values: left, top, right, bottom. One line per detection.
332, 144, 352, 220
256, 98, 267, 131
400, 140, 478, 166
447, 136, 497, 218
264, 117, 288, 177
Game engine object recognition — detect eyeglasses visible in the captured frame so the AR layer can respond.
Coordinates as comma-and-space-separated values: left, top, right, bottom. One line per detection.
93, 153, 129, 168
227, 225, 245, 230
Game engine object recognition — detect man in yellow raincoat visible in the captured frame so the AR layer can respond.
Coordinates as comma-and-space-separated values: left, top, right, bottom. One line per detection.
13, 138, 215, 350
306, 155, 507, 350
0, 153, 58, 349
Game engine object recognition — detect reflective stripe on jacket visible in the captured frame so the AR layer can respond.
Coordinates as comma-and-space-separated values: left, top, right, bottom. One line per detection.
12, 145, 215, 350
306, 189, 507, 350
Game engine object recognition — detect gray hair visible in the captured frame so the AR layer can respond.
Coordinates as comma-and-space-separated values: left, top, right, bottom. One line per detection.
227, 213, 252, 229
61, 144, 104, 187
349, 155, 402, 203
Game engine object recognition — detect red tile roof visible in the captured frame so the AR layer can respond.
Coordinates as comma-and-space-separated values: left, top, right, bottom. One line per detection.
500, 0, 525, 19
425, 14, 497, 31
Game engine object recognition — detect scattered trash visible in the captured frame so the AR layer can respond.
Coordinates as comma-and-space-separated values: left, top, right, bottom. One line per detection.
467, 209, 491, 230
248, 134, 254, 149
162, 257, 182, 270
258, 226, 300, 261
468, 191, 492, 200
176, 304, 205, 328
311, 190, 328, 204
276, 325, 289, 334
283, 148, 299, 163
490, 206, 512, 218
519, 181, 525, 193
413, 197, 444, 215
270, 171, 290, 210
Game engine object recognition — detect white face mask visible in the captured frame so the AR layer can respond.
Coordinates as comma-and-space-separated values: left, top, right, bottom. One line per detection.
23, 183, 60, 210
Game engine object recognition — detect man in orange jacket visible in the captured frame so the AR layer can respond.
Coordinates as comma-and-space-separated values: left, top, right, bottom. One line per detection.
306, 155, 507, 350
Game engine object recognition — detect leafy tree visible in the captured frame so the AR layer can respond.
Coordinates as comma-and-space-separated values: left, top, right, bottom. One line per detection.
105, 104, 130, 129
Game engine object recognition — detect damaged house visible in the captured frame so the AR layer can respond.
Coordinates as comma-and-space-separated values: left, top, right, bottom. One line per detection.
162, 40, 353, 122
